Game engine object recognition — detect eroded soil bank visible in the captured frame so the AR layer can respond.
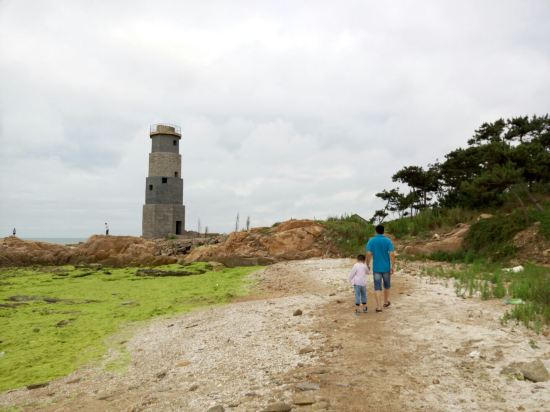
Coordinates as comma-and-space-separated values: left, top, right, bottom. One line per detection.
1, 259, 549, 411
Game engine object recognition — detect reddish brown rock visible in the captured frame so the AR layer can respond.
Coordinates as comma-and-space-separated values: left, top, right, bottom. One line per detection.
70, 235, 176, 266
184, 219, 338, 266
0, 237, 72, 266
0, 220, 339, 267
0, 235, 176, 267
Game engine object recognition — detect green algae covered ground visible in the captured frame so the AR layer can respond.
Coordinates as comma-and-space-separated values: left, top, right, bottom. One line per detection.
0, 263, 259, 392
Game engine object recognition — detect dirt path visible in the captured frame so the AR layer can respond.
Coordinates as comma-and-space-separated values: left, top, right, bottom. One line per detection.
1, 259, 549, 411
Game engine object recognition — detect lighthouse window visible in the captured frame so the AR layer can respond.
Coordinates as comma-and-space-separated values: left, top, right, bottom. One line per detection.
162, 177, 168, 183
173, 140, 177, 146
149, 185, 153, 191
174, 171, 178, 177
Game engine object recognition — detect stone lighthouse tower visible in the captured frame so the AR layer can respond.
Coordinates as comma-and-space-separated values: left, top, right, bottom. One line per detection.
142, 124, 185, 238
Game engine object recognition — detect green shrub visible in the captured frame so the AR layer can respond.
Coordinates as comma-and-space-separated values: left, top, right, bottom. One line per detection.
320, 214, 374, 256
462, 211, 526, 259
529, 202, 550, 240
385, 207, 478, 239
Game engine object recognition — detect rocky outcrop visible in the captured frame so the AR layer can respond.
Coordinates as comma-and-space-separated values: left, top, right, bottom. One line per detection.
70, 235, 176, 266
0, 236, 177, 267
154, 235, 225, 257
403, 223, 470, 256
0, 237, 73, 266
0, 221, 337, 267
184, 220, 339, 266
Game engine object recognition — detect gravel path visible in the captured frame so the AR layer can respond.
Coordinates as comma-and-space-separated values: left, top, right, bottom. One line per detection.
1, 258, 549, 412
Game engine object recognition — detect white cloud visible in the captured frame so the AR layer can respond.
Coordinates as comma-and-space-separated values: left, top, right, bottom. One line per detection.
1, 0, 549, 236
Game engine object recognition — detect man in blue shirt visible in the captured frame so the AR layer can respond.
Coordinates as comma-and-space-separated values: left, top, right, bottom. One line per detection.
366, 224, 396, 313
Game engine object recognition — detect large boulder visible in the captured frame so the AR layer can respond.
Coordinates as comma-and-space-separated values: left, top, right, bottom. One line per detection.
519, 359, 550, 382
184, 219, 338, 266
502, 359, 550, 382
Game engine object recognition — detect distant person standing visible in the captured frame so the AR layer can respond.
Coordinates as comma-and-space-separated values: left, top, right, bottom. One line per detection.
366, 225, 396, 313
12, 228, 16, 236
105, 222, 109, 236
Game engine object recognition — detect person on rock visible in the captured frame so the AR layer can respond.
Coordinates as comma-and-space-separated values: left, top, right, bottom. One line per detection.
366, 225, 396, 313
105, 222, 109, 236
348, 254, 369, 314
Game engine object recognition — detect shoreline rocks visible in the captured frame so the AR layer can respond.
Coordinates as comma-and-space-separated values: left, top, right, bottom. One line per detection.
0, 220, 338, 267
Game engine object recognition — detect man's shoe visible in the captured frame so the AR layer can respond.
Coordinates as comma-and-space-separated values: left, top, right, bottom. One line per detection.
363, 307, 368, 313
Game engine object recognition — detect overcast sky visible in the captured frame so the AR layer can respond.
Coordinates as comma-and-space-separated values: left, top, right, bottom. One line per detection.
1, 0, 549, 237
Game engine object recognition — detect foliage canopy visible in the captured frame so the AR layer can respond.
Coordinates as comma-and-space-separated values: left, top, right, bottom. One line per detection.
371, 115, 550, 222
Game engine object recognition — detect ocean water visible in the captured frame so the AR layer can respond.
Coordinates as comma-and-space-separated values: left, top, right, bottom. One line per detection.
23, 238, 88, 245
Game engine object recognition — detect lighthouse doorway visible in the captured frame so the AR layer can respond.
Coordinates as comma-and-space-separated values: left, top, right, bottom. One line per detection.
175, 221, 182, 235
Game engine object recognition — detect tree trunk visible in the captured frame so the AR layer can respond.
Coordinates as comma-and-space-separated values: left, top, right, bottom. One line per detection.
410, 190, 414, 219
526, 190, 544, 212
512, 190, 530, 223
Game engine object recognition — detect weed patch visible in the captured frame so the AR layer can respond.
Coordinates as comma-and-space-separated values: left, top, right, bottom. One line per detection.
423, 262, 549, 330
429, 250, 477, 263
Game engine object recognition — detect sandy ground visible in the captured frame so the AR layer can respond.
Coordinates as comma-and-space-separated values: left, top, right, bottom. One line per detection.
1, 258, 549, 411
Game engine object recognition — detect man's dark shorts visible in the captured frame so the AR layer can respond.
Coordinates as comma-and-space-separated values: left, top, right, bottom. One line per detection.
373, 272, 391, 291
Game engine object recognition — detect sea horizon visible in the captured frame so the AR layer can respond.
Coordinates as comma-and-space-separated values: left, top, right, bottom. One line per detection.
22, 237, 88, 245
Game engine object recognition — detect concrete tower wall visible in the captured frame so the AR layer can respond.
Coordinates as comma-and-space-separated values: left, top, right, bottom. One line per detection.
142, 125, 185, 239
151, 135, 180, 153
148, 153, 181, 177
142, 204, 185, 239
145, 176, 183, 204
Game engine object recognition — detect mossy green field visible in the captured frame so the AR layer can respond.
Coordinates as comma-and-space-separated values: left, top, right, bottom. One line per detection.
0, 263, 259, 392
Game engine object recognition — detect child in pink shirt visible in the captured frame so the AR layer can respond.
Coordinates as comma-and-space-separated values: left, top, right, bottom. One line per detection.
348, 254, 369, 314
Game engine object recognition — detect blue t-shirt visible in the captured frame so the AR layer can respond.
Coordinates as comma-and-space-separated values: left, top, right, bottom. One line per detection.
366, 234, 394, 273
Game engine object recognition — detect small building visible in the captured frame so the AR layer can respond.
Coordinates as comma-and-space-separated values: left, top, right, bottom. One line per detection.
142, 124, 186, 238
